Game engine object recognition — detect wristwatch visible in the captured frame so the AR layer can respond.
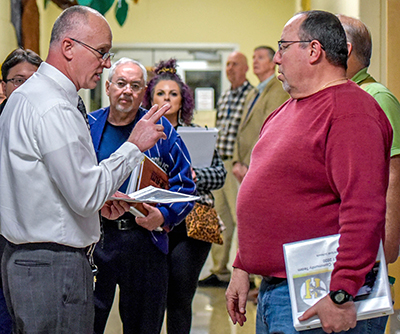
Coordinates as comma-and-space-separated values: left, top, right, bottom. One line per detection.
329, 290, 354, 305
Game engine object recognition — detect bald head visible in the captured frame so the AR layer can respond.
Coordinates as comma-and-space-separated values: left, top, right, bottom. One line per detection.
47, 6, 113, 91
226, 51, 249, 89
338, 14, 372, 71
50, 6, 109, 46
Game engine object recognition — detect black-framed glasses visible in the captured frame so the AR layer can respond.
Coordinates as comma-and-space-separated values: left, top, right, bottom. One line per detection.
5, 77, 27, 87
277, 40, 325, 52
69, 37, 115, 62
110, 80, 144, 92
277, 40, 312, 52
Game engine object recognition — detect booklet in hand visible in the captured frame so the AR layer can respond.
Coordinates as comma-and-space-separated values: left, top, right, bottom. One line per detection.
124, 155, 170, 217
283, 234, 393, 331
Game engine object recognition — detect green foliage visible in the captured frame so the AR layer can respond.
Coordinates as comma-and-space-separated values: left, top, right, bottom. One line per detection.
77, 0, 93, 6
115, 0, 129, 26
68, 0, 132, 27
88, 0, 115, 15
44, 0, 133, 27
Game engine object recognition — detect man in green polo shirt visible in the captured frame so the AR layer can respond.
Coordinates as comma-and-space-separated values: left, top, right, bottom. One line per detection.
339, 14, 400, 264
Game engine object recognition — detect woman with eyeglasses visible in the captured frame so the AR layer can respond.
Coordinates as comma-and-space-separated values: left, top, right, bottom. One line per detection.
0, 48, 42, 115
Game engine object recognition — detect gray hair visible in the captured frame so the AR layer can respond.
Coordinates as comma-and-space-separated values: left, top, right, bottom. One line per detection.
108, 57, 147, 83
50, 6, 93, 45
254, 46, 275, 61
337, 14, 372, 68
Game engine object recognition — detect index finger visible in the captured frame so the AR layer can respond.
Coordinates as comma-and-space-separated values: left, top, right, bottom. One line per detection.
142, 103, 170, 122
298, 304, 316, 321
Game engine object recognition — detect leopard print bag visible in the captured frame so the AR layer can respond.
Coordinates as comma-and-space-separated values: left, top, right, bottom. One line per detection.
185, 202, 223, 245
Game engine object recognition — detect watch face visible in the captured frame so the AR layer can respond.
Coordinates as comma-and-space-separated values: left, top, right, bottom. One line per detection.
330, 290, 352, 304
335, 292, 345, 303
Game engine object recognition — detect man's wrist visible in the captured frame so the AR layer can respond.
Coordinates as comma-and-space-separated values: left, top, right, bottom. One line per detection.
329, 290, 354, 305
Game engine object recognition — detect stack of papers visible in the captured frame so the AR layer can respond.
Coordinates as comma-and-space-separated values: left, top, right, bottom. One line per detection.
111, 185, 199, 204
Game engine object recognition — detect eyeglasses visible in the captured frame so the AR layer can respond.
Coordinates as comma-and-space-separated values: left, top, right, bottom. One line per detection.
5, 77, 27, 87
277, 40, 325, 52
277, 40, 313, 52
110, 80, 144, 92
69, 38, 115, 62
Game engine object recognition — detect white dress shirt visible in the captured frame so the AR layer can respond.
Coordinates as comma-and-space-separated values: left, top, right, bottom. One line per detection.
0, 62, 143, 247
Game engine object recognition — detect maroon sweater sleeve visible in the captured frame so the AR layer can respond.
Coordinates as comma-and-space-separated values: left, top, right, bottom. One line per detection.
327, 112, 390, 296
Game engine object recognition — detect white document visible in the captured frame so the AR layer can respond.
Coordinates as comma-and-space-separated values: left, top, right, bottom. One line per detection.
110, 185, 199, 204
283, 235, 393, 331
177, 127, 218, 168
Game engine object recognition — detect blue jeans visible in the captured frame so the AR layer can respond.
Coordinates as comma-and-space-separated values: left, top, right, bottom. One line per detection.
256, 278, 388, 334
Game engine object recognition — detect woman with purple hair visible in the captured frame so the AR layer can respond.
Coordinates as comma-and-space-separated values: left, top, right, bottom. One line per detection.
143, 59, 226, 334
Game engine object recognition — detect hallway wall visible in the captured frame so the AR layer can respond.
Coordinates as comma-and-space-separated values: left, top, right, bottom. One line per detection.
0, 0, 298, 86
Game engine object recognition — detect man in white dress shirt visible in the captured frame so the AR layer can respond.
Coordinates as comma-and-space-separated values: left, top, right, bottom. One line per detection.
0, 6, 167, 333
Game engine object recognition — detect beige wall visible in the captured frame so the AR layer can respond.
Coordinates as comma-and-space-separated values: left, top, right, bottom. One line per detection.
0, 0, 298, 85
0, 0, 394, 89
1, 0, 18, 62
387, 0, 400, 98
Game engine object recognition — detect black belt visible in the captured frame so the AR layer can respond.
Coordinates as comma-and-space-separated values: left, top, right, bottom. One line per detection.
101, 216, 138, 231
263, 276, 287, 285
6, 241, 87, 253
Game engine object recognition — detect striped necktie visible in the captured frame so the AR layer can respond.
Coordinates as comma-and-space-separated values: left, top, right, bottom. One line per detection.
77, 96, 90, 130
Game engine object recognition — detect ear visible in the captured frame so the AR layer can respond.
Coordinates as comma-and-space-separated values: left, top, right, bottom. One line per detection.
309, 40, 324, 64
1, 80, 6, 95
105, 80, 110, 96
61, 38, 74, 61
347, 42, 353, 57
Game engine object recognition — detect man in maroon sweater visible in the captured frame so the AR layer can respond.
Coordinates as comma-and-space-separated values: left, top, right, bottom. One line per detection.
226, 10, 393, 334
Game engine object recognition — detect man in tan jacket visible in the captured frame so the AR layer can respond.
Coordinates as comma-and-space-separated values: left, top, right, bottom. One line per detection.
232, 46, 289, 183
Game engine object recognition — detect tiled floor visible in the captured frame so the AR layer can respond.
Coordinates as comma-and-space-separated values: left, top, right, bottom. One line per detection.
104, 283, 257, 334
103, 230, 400, 334
105, 288, 400, 334
389, 310, 400, 334
104, 230, 257, 334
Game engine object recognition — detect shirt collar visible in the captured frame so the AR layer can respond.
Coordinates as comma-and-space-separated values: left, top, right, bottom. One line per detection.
257, 74, 275, 93
38, 62, 79, 107
351, 67, 369, 85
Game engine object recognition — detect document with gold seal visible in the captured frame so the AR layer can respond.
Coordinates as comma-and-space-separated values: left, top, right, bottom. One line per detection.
283, 234, 393, 331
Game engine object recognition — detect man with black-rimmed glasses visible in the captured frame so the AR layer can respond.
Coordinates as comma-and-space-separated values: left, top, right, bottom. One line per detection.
226, 10, 391, 334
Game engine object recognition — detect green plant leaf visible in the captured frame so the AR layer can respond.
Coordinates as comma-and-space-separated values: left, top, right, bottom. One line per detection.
88, 0, 115, 15
77, 0, 94, 6
115, 0, 128, 26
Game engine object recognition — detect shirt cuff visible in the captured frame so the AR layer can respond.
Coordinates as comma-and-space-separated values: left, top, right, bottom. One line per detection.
117, 142, 144, 169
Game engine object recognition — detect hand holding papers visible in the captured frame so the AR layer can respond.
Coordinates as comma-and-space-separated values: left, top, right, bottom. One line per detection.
177, 127, 218, 168
283, 235, 393, 331
110, 186, 199, 217
101, 191, 131, 220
